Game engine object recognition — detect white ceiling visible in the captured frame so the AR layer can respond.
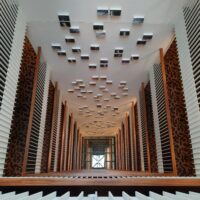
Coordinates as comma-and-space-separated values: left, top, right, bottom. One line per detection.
17, 0, 187, 136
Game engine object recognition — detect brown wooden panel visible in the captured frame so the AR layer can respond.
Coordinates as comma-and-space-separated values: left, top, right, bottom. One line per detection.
4, 36, 36, 176
41, 81, 55, 173
22, 47, 41, 175
144, 82, 158, 173
160, 48, 177, 175
164, 40, 195, 176
140, 83, 151, 173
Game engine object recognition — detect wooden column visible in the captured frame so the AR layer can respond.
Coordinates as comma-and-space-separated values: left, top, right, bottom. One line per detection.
68, 114, 74, 171
125, 114, 131, 170
160, 48, 177, 175
47, 82, 58, 173
59, 101, 67, 172
22, 47, 41, 176
121, 125, 125, 170
132, 102, 137, 171
115, 135, 118, 170
141, 82, 151, 173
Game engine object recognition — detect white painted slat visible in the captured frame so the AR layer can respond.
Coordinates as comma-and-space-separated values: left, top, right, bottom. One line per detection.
38, 192, 57, 200
163, 191, 189, 200
20, 192, 43, 200
0, 192, 16, 199
4, 192, 29, 200
149, 191, 172, 200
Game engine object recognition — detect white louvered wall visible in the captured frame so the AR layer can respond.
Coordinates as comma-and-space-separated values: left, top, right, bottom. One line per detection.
149, 67, 164, 173
137, 98, 144, 171
175, 0, 200, 176
0, 190, 200, 199
26, 62, 49, 173
0, 0, 26, 176
151, 64, 173, 173
35, 66, 50, 173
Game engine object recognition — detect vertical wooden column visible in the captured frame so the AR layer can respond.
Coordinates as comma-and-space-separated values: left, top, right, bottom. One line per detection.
141, 82, 151, 173
132, 102, 137, 171
67, 114, 74, 171
121, 125, 125, 170
160, 48, 177, 176
115, 135, 118, 170
22, 47, 41, 176
76, 130, 80, 170
59, 101, 67, 172
125, 113, 131, 170
47, 82, 58, 173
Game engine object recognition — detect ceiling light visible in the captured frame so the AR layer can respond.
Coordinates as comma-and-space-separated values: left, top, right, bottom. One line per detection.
110, 93, 116, 96
122, 92, 128, 96
72, 46, 81, 53
122, 58, 130, 63
87, 90, 93, 93
77, 94, 83, 97
51, 43, 61, 50
57, 50, 66, 56
133, 16, 144, 24
93, 23, 104, 30
96, 30, 106, 38
103, 88, 109, 93
67, 89, 74, 93
72, 81, 77, 85
99, 85, 106, 89
99, 75, 107, 80
137, 39, 146, 45
92, 75, 99, 80
74, 86, 80, 90
80, 90, 87, 93
120, 29, 130, 36
106, 80, 113, 85
65, 36, 75, 43
131, 54, 140, 60
58, 13, 70, 27
90, 44, 100, 50
115, 96, 121, 99
123, 87, 128, 91
89, 81, 97, 85
97, 93, 102, 97
79, 84, 86, 88
81, 54, 89, 60
68, 57, 76, 63
120, 81, 127, 85
118, 84, 125, 88
69, 26, 80, 33
143, 33, 153, 40
89, 64, 97, 69
110, 8, 122, 16
76, 79, 84, 83
97, 7, 109, 16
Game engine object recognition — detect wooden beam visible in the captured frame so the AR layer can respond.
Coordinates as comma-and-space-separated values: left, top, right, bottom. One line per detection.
47, 82, 58, 173
141, 82, 151, 173
22, 47, 41, 176
68, 114, 74, 171
59, 101, 67, 172
159, 48, 177, 175
132, 101, 137, 171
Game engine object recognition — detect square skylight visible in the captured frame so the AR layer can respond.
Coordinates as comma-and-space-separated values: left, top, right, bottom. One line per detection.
90, 44, 100, 50
110, 8, 122, 16
97, 7, 109, 16
69, 26, 80, 33
133, 16, 144, 24
72, 47, 81, 53
106, 80, 113, 84
143, 33, 153, 40
51, 43, 61, 50
122, 58, 130, 63
57, 50, 66, 56
89, 81, 97, 85
120, 29, 130, 36
58, 13, 71, 27
137, 39, 146, 45
131, 54, 140, 60
89, 64, 97, 69
68, 57, 76, 63
65, 36, 75, 43
93, 23, 104, 30
96, 30, 106, 38
67, 89, 74, 93
81, 54, 90, 60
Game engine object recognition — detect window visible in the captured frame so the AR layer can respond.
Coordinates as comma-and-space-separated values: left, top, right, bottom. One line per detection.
92, 155, 105, 168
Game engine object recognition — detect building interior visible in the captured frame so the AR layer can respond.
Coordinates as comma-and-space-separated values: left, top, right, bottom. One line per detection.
0, 0, 200, 199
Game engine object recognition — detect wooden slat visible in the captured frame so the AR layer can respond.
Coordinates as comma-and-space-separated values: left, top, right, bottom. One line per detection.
159, 48, 177, 176
132, 101, 137, 171
140, 83, 151, 173
59, 101, 67, 172
22, 47, 41, 176
0, 177, 200, 187
47, 82, 58, 173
